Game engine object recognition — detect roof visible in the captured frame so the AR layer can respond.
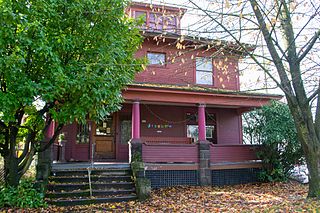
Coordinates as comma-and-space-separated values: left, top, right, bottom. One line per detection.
127, 82, 282, 99
130, 1, 187, 15
122, 82, 283, 111
141, 30, 255, 57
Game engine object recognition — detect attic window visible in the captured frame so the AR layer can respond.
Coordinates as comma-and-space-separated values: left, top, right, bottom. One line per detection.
147, 52, 166, 65
134, 11, 147, 28
196, 57, 213, 85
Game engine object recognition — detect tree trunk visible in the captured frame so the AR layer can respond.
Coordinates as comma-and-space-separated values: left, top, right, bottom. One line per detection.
305, 149, 320, 198
5, 153, 19, 187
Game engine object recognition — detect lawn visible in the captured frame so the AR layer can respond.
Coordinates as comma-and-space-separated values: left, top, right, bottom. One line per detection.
2, 181, 320, 212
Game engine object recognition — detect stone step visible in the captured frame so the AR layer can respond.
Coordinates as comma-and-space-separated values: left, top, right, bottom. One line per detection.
51, 169, 131, 177
49, 175, 132, 183
47, 195, 137, 206
47, 182, 135, 192
46, 188, 136, 199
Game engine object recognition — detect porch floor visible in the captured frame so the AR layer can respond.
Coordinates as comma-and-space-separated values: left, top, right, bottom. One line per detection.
51, 162, 130, 171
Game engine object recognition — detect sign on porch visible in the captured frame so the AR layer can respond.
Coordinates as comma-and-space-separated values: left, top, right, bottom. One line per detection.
147, 123, 173, 129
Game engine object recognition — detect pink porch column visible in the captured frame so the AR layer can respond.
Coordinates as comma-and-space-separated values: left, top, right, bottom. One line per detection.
198, 104, 211, 185
129, 101, 142, 163
198, 104, 206, 141
132, 101, 141, 140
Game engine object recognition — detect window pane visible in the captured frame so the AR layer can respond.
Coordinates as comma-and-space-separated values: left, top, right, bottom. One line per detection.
196, 57, 212, 71
77, 124, 90, 144
96, 118, 113, 136
206, 126, 214, 138
187, 125, 198, 139
196, 71, 213, 85
121, 120, 132, 144
134, 11, 146, 28
135, 11, 146, 19
147, 52, 166, 65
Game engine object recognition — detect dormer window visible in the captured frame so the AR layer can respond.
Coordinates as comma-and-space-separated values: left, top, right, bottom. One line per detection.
132, 10, 179, 33
196, 57, 213, 85
134, 11, 147, 28
147, 52, 166, 65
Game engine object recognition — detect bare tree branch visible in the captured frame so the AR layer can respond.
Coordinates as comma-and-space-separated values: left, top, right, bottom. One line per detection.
297, 29, 320, 63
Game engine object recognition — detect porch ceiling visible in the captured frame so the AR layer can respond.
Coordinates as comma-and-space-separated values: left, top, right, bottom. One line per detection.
122, 83, 282, 109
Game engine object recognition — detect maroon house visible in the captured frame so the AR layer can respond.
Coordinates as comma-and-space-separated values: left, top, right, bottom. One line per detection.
54, 2, 281, 187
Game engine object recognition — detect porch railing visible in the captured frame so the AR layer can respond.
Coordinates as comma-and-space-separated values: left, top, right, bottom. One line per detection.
142, 143, 199, 163
210, 144, 261, 163
142, 136, 192, 144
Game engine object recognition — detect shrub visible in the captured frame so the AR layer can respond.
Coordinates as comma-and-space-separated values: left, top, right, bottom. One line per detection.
0, 178, 47, 208
243, 101, 304, 182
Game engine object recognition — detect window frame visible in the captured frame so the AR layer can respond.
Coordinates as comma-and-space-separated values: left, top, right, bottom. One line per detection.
147, 51, 166, 66
195, 57, 214, 85
76, 123, 90, 144
132, 9, 178, 32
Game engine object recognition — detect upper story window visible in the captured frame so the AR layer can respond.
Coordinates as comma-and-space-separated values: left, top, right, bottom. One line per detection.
147, 52, 166, 65
132, 10, 178, 33
149, 13, 177, 32
134, 11, 147, 28
196, 57, 213, 85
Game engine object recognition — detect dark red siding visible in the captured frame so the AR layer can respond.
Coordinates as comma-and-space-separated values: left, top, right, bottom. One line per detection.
142, 143, 199, 163
134, 39, 240, 90
210, 144, 260, 163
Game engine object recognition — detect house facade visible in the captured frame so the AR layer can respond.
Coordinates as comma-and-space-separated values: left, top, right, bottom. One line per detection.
53, 2, 281, 187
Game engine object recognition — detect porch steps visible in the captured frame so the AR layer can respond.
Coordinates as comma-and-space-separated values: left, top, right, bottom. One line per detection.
46, 164, 137, 206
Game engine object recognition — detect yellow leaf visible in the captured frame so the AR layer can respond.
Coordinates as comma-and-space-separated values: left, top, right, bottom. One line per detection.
225, 0, 230, 8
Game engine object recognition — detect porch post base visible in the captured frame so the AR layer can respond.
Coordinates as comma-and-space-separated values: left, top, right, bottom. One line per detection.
199, 140, 212, 186
129, 139, 143, 163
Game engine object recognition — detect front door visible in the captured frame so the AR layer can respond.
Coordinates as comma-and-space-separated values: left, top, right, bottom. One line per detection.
94, 116, 115, 159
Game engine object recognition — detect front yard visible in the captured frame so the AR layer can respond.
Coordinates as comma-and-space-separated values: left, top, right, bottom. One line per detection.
1, 181, 320, 212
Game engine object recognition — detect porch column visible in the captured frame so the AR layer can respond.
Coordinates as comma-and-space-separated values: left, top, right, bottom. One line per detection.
198, 104, 212, 186
132, 101, 141, 140
129, 101, 142, 163
198, 104, 206, 142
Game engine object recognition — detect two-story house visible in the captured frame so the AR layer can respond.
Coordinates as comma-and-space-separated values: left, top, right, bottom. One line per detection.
53, 2, 281, 188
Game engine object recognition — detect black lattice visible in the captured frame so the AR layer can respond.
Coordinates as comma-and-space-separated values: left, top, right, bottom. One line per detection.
146, 170, 199, 188
212, 168, 261, 186
0, 162, 4, 185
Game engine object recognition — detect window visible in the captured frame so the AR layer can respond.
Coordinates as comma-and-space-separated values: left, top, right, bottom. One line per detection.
196, 57, 213, 85
120, 120, 132, 144
77, 123, 90, 144
163, 15, 177, 32
186, 112, 217, 143
187, 125, 215, 141
95, 118, 113, 136
147, 52, 166, 65
134, 11, 147, 28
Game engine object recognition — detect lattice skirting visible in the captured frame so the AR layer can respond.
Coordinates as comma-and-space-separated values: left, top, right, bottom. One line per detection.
145, 170, 199, 188
212, 168, 261, 186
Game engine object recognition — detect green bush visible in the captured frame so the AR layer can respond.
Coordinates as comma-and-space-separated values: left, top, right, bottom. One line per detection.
0, 178, 47, 208
243, 101, 304, 182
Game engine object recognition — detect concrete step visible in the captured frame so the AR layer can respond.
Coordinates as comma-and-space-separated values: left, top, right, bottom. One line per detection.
51, 169, 131, 177
49, 175, 132, 183
47, 195, 137, 206
47, 182, 135, 192
46, 188, 136, 199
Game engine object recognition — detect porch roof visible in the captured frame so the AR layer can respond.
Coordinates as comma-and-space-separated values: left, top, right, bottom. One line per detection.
122, 83, 282, 110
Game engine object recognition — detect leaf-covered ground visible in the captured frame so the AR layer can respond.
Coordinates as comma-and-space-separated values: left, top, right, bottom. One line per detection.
2, 181, 320, 212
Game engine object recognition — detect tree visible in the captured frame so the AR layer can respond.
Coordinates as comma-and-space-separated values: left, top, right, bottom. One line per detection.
185, 0, 320, 197
0, 0, 143, 187
243, 101, 303, 181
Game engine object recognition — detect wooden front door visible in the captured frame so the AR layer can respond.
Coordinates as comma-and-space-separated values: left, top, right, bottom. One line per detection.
93, 116, 115, 159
